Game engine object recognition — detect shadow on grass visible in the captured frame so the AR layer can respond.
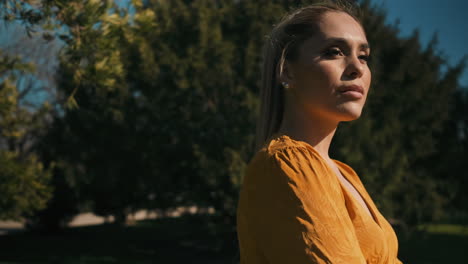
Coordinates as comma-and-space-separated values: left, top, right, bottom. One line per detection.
0, 214, 239, 264
0, 214, 467, 264
398, 226, 468, 264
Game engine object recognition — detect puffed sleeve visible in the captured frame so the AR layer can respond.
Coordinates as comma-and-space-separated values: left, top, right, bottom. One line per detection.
237, 146, 366, 264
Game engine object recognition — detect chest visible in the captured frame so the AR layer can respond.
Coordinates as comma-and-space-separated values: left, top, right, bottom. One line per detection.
330, 164, 373, 219
329, 161, 401, 264
338, 174, 373, 217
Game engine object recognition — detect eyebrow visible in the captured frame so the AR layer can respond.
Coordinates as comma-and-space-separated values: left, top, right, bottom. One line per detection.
324, 37, 370, 51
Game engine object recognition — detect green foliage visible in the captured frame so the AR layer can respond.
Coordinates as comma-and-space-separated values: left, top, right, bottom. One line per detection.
431, 87, 468, 224
3, 0, 465, 230
0, 151, 52, 220
0, 51, 52, 220
332, 0, 467, 227
48, 1, 144, 223
46, 0, 261, 222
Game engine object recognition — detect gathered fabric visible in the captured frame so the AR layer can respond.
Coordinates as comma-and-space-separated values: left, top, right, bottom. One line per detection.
237, 134, 403, 264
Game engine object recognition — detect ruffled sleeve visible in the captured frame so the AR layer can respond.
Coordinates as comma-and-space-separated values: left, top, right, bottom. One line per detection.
237, 146, 367, 263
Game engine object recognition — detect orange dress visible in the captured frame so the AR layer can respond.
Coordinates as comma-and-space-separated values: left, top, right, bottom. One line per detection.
237, 134, 403, 264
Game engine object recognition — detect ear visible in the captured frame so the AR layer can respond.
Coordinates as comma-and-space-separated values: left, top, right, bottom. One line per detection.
277, 60, 295, 87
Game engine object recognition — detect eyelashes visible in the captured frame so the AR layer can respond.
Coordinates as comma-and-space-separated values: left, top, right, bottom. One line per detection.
324, 48, 342, 57
323, 48, 371, 62
359, 54, 371, 62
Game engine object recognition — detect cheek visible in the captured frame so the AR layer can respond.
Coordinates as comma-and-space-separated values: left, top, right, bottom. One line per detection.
316, 62, 342, 86
364, 67, 372, 91
295, 61, 341, 93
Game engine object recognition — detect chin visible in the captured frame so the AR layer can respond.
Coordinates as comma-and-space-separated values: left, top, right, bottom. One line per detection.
340, 113, 361, 122
336, 106, 364, 122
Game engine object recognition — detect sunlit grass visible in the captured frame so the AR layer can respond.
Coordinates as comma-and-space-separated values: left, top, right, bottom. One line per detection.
418, 224, 468, 236
397, 223, 468, 264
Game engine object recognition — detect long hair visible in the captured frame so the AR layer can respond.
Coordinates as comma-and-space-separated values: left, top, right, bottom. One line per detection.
254, 0, 363, 152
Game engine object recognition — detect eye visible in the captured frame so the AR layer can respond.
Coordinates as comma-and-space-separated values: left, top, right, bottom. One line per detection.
324, 48, 343, 57
359, 54, 371, 62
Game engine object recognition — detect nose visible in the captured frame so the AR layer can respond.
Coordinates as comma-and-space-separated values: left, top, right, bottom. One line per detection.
344, 54, 365, 79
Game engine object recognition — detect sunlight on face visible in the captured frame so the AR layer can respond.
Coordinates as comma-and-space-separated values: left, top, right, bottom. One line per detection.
284, 11, 372, 123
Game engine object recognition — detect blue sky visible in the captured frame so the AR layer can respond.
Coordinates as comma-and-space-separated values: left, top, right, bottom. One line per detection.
369, 0, 468, 87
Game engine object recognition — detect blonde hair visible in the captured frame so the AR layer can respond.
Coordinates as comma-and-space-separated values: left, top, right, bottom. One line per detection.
255, 0, 363, 152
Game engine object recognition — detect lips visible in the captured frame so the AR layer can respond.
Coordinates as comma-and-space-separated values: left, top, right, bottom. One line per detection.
339, 85, 364, 94
338, 85, 364, 99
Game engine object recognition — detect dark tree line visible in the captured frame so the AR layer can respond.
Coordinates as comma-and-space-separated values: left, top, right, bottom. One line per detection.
0, 0, 466, 232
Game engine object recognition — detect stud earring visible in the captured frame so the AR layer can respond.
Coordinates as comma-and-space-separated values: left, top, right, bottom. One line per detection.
281, 82, 289, 89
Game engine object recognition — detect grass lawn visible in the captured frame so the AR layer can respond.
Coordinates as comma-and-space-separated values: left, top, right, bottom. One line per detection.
398, 224, 468, 264
0, 214, 466, 264
0, 214, 239, 264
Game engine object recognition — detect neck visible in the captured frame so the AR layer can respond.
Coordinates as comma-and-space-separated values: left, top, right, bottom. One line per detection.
277, 104, 338, 161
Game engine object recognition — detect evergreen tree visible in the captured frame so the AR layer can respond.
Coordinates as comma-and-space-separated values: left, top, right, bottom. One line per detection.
0, 0, 94, 227
0, 50, 52, 220
332, 0, 466, 228
6, 0, 464, 231
47, 0, 149, 224
431, 85, 468, 224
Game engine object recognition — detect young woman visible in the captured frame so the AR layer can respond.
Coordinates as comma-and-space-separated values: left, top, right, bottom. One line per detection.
236, 2, 403, 263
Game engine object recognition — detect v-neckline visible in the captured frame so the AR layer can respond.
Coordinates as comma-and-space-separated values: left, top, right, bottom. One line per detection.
273, 134, 382, 228
332, 160, 381, 228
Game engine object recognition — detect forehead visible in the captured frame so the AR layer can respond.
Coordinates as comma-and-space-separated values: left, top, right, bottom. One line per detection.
316, 11, 367, 43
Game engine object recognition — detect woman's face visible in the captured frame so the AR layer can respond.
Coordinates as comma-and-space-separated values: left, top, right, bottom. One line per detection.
282, 11, 371, 123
